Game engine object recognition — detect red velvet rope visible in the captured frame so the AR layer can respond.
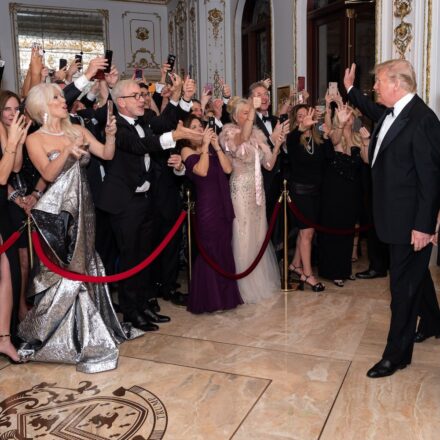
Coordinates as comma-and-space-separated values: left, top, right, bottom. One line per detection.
0, 230, 23, 255
287, 197, 372, 235
193, 201, 281, 280
31, 210, 187, 283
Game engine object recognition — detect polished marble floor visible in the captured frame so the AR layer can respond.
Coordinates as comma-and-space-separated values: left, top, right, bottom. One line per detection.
1, 258, 440, 439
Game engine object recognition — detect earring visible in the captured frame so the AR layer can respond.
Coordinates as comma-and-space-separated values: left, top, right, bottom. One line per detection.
43, 112, 48, 125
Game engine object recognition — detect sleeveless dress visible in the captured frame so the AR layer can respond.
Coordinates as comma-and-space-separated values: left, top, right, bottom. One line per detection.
219, 124, 280, 303
185, 148, 243, 313
18, 151, 143, 373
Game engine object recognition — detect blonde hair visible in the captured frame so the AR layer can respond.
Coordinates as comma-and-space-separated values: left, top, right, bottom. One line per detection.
26, 83, 80, 140
333, 106, 362, 150
374, 59, 417, 93
227, 96, 251, 124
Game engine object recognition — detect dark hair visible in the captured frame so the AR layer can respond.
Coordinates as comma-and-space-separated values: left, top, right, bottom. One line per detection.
192, 98, 201, 105
0, 90, 21, 113
177, 114, 203, 151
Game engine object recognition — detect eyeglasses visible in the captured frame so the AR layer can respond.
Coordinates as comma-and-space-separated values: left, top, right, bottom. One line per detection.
120, 93, 149, 100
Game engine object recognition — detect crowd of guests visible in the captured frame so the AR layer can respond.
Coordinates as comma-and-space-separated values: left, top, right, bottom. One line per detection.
2, 46, 434, 376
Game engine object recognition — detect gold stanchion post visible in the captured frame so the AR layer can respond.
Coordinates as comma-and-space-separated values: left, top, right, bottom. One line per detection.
27, 217, 34, 269
186, 189, 193, 287
281, 180, 294, 292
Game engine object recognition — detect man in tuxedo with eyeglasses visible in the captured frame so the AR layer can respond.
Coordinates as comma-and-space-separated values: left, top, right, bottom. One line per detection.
344, 60, 440, 378
98, 79, 202, 332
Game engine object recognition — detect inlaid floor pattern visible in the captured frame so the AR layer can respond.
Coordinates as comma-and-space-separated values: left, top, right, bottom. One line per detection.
2, 257, 440, 439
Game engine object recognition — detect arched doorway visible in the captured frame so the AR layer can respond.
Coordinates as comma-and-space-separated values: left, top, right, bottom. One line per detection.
241, 0, 272, 95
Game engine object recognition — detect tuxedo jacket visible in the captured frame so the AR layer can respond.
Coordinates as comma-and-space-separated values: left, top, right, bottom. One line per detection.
350, 88, 440, 244
97, 114, 164, 215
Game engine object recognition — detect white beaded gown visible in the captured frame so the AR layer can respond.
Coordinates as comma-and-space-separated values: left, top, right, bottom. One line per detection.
219, 124, 280, 303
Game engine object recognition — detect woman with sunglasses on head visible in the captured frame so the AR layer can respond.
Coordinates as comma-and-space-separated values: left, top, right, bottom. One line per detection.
0, 96, 30, 363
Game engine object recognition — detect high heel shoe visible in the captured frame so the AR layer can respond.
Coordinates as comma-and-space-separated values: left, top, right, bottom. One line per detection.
300, 274, 325, 292
288, 264, 303, 280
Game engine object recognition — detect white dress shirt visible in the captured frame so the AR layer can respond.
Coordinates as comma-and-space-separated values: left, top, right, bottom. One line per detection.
257, 112, 273, 134
371, 92, 415, 166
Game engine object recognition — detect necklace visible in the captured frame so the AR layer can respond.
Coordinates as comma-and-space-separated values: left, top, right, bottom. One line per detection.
305, 136, 314, 155
39, 128, 65, 136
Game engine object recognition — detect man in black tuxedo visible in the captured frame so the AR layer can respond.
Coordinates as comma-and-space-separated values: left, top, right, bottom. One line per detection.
344, 60, 440, 378
97, 79, 201, 331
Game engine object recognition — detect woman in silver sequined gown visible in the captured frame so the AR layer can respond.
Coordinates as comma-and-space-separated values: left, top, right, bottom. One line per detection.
18, 83, 143, 373
219, 98, 281, 303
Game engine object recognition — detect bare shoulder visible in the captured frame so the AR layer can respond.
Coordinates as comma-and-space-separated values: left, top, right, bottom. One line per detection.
181, 146, 197, 160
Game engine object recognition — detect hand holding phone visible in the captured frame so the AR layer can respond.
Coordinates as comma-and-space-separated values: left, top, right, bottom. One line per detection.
253, 96, 262, 109
75, 54, 83, 71
328, 81, 338, 97
135, 68, 143, 80
208, 116, 216, 131
104, 49, 113, 74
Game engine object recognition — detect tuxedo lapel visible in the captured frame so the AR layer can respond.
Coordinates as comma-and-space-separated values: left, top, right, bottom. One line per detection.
368, 111, 388, 163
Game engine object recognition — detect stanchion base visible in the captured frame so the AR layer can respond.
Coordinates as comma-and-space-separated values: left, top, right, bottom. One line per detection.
281, 280, 301, 292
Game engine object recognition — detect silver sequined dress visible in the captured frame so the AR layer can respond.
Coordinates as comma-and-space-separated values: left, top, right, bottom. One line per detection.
18, 151, 144, 373
220, 124, 280, 303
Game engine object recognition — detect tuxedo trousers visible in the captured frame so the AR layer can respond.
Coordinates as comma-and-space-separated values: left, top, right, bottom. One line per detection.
383, 243, 440, 364
109, 193, 154, 315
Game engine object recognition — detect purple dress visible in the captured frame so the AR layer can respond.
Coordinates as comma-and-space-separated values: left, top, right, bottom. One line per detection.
185, 149, 243, 313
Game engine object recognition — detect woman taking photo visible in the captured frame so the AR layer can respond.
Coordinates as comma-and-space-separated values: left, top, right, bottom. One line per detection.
0, 109, 30, 362
181, 115, 242, 313
219, 97, 281, 303
285, 104, 329, 292
18, 83, 143, 372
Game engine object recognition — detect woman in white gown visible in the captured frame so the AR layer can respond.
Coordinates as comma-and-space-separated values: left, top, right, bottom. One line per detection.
219, 97, 282, 303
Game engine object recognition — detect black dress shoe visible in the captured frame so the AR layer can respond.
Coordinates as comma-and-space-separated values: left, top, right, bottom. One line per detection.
170, 291, 188, 307
144, 308, 171, 323
123, 311, 159, 332
356, 269, 387, 279
366, 359, 408, 378
414, 330, 440, 343
147, 298, 161, 313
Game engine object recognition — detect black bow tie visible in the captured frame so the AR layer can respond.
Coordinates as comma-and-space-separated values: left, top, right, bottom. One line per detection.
385, 107, 394, 117
133, 119, 140, 126
262, 115, 270, 123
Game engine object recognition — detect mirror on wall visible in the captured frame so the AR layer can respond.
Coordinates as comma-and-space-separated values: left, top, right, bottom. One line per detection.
10, 3, 109, 89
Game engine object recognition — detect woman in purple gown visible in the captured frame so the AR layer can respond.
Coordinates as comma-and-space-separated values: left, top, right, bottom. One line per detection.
181, 115, 242, 313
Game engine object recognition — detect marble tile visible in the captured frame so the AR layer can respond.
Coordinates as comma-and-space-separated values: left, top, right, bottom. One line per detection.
0, 357, 267, 440
158, 290, 376, 361
121, 334, 350, 440
320, 360, 440, 440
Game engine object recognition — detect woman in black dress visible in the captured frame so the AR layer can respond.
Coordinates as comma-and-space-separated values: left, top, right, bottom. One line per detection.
0, 109, 30, 362
318, 104, 369, 286
285, 105, 329, 291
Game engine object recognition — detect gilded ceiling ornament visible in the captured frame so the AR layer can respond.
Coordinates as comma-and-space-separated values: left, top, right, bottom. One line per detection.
393, 0, 413, 59
136, 26, 150, 41
208, 8, 223, 41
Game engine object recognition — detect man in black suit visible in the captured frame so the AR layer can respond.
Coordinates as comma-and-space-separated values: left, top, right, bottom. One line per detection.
344, 60, 440, 378
97, 79, 201, 331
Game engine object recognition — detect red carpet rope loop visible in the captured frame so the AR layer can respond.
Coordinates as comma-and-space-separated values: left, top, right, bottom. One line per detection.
192, 201, 281, 280
287, 197, 372, 235
31, 210, 187, 283
0, 230, 24, 255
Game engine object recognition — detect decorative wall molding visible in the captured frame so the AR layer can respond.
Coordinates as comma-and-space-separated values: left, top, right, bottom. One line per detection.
393, 0, 413, 59
122, 11, 162, 78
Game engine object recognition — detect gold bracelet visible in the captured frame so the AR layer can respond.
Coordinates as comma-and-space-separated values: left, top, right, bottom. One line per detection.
4, 148, 17, 154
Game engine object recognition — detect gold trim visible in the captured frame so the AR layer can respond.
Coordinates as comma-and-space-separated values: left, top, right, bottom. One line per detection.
425, 0, 432, 103
208, 8, 223, 41
376, 0, 382, 63
292, 0, 297, 87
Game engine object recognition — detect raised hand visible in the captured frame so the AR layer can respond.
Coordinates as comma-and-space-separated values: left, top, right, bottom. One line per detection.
343, 63, 356, 91
105, 115, 117, 136
182, 76, 196, 101
105, 65, 119, 88
335, 104, 353, 125
301, 108, 318, 130
8, 113, 30, 148
359, 126, 370, 141
220, 79, 231, 98
172, 120, 204, 143
84, 57, 108, 81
